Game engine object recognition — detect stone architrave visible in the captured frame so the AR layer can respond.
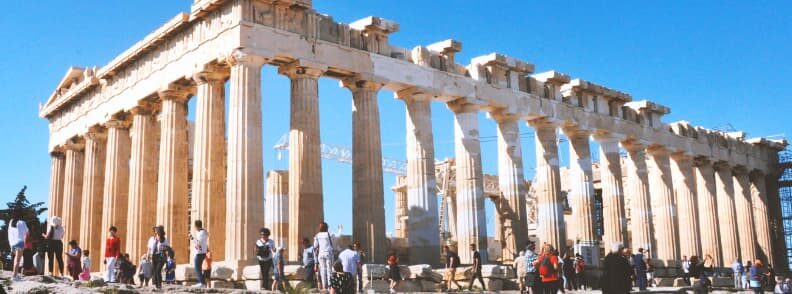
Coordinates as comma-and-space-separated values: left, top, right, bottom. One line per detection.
156, 85, 191, 264
593, 134, 627, 249
530, 120, 565, 252
694, 158, 722, 267
450, 102, 488, 264
79, 127, 106, 272
62, 140, 85, 246
48, 151, 66, 223
494, 116, 528, 264
646, 146, 679, 275
265, 170, 289, 248
714, 162, 740, 266
750, 171, 774, 264
733, 169, 757, 263
191, 65, 228, 261
563, 127, 598, 260
101, 117, 132, 272
344, 76, 387, 263
126, 106, 160, 265
670, 153, 700, 257
280, 62, 325, 261
623, 142, 652, 253
398, 88, 440, 265
225, 51, 266, 274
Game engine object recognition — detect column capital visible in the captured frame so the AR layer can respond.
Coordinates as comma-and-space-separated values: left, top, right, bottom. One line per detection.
446, 99, 481, 114
732, 165, 750, 175
192, 63, 228, 85
712, 160, 731, 170
341, 75, 384, 92
692, 156, 712, 167
63, 137, 85, 151
646, 144, 671, 156
395, 86, 433, 102
278, 60, 327, 80
130, 100, 158, 116
621, 139, 648, 152
84, 125, 108, 142
592, 130, 625, 142
50, 148, 65, 158
487, 109, 521, 124
105, 113, 132, 129
670, 151, 694, 162
561, 125, 591, 139
157, 83, 193, 103
527, 117, 559, 129
225, 49, 269, 68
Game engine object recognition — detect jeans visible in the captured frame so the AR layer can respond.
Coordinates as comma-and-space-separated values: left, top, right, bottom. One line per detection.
635, 269, 647, 290
258, 259, 273, 290
469, 269, 485, 290
734, 273, 742, 288
105, 257, 117, 282
152, 256, 165, 288
303, 262, 315, 287
47, 240, 64, 275
318, 255, 333, 289
194, 253, 206, 285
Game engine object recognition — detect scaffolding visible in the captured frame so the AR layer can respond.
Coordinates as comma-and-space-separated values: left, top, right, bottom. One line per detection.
780, 149, 792, 270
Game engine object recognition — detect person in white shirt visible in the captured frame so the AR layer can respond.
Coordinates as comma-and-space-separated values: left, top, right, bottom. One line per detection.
147, 226, 170, 289
338, 244, 361, 290
7, 215, 28, 281
43, 216, 65, 276
255, 227, 276, 290
313, 222, 334, 290
190, 220, 209, 288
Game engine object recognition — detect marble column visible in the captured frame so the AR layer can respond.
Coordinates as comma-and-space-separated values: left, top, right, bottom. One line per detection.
450, 103, 488, 263
156, 86, 191, 264
80, 128, 106, 272
593, 134, 627, 249
101, 117, 132, 272
495, 116, 527, 263
265, 170, 289, 249
714, 162, 740, 265
126, 106, 160, 265
225, 51, 266, 272
694, 158, 722, 267
192, 65, 227, 261
530, 120, 565, 252
564, 128, 598, 257
392, 176, 408, 239
48, 151, 66, 223
733, 169, 757, 262
670, 153, 700, 257
624, 143, 652, 253
398, 88, 440, 265
646, 146, 679, 274
62, 140, 85, 246
280, 63, 325, 261
344, 77, 387, 263
750, 171, 774, 265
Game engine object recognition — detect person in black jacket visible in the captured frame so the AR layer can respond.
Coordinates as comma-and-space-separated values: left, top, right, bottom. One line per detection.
601, 243, 632, 294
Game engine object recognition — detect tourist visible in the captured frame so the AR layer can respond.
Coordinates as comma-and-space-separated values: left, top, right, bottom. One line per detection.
743, 260, 752, 289
116, 253, 136, 284
601, 243, 631, 294
43, 216, 65, 276
514, 250, 527, 292
301, 238, 316, 288
313, 222, 334, 290
467, 243, 486, 291
329, 261, 354, 294
33, 246, 45, 275
574, 253, 586, 290
164, 250, 176, 284
79, 250, 91, 281
703, 254, 715, 275
732, 258, 744, 289
561, 252, 575, 290
776, 277, 791, 293
338, 243, 361, 291
534, 243, 560, 294
7, 214, 28, 281
65, 240, 82, 280
632, 248, 648, 290
557, 248, 566, 294
190, 220, 209, 288
104, 226, 121, 283
524, 242, 540, 294
387, 253, 401, 293
202, 249, 213, 289
693, 270, 712, 294
767, 265, 777, 289
255, 227, 276, 290
272, 246, 286, 292
138, 255, 152, 287
749, 259, 764, 293
646, 253, 655, 287
681, 255, 691, 285
147, 225, 171, 289
352, 240, 365, 292
443, 245, 463, 291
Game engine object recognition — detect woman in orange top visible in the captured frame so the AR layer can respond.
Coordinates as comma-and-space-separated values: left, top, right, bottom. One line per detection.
202, 250, 213, 288
533, 244, 560, 294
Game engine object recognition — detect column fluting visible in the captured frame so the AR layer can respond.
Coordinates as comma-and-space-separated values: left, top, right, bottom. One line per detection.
593, 134, 627, 249
530, 120, 565, 252
694, 158, 722, 267
733, 169, 757, 263
670, 153, 700, 258
715, 162, 741, 266
126, 107, 160, 265
62, 141, 85, 246
624, 143, 652, 253
750, 171, 774, 265
80, 128, 106, 272
646, 146, 679, 275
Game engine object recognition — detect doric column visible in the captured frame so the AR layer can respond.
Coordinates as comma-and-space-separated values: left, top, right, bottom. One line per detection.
397, 88, 440, 265
79, 127, 106, 272
694, 158, 722, 267
563, 127, 598, 262
494, 115, 528, 264
450, 102, 488, 264
714, 162, 741, 265
623, 142, 652, 253
62, 139, 85, 245
280, 62, 325, 261
101, 117, 131, 272
126, 106, 160, 265
646, 146, 679, 275
733, 168, 757, 263
750, 171, 774, 265
265, 171, 289, 248
343, 76, 387, 263
191, 64, 228, 261
529, 119, 565, 251
48, 151, 66, 223
156, 85, 191, 264
593, 134, 627, 249
225, 51, 266, 272
670, 153, 700, 258
391, 176, 408, 239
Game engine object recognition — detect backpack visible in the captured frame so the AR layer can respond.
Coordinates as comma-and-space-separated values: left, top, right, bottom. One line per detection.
257, 240, 272, 259
538, 255, 554, 277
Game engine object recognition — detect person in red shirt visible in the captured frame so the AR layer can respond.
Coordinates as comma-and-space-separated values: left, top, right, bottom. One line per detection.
533, 243, 560, 294
104, 226, 121, 283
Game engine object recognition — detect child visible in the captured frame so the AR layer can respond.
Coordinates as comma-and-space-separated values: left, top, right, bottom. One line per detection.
138, 255, 152, 287
164, 250, 176, 284
202, 250, 213, 289
79, 250, 91, 281
272, 247, 286, 291
121, 254, 136, 284
65, 240, 82, 280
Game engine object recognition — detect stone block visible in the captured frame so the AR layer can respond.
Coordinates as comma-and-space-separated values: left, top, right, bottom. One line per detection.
210, 280, 238, 289
394, 280, 422, 292
211, 265, 234, 280
483, 278, 504, 291
283, 264, 305, 280
481, 264, 515, 279
362, 279, 389, 292
287, 280, 316, 291
175, 263, 197, 281
655, 277, 675, 287
242, 265, 261, 280
244, 280, 262, 291
711, 277, 732, 287
405, 264, 433, 279
420, 280, 437, 292
673, 277, 690, 287
362, 264, 388, 280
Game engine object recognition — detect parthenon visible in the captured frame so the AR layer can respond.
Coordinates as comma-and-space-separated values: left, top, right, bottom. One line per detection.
40, 0, 787, 284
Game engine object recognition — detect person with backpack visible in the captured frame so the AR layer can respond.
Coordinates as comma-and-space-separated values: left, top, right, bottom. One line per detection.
574, 253, 586, 290
533, 244, 560, 294
524, 242, 540, 294
147, 225, 170, 289
255, 227, 276, 290
443, 245, 463, 291
313, 222, 334, 291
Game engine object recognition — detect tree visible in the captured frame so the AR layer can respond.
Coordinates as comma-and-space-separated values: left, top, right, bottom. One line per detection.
0, 186, 47, 255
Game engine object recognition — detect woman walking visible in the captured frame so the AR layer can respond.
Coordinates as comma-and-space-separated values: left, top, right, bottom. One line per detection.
7, 214, 29, 281
147, 226, 170, 289
42, 216, 65, 276
313, 222, 334, 290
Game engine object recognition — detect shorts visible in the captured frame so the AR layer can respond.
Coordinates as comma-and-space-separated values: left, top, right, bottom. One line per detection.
273, 271, 281, 281
525, 272, 537, 287
11, 241, 24, 250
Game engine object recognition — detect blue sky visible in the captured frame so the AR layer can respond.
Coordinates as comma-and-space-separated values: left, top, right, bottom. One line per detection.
1, 1, 790, 237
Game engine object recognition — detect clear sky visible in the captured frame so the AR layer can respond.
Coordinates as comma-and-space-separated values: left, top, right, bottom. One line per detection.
1, 1, 790, 237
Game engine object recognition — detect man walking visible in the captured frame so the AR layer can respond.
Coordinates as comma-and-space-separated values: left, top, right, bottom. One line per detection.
443, 245, 463, 291
190, 220, 209, 288
632, 248, 648, 290
104, 226, 121, 283
524, 242, 540, 294
468, 244, 486, 291
255, 228, 276, 290
301, 238, 316, 288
